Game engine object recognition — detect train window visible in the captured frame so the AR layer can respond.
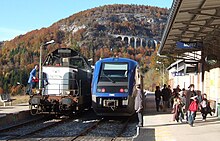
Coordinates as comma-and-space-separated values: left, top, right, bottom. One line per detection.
99, 63, 128, 82
69, 58, 85, 69
53, 58, 61, 66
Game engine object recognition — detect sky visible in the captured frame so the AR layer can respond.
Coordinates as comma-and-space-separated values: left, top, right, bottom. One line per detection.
0, 0, 173, 41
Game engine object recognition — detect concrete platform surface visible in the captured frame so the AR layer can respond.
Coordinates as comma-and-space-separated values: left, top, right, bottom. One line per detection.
134, 93, 220, 141
0, 103, 29, 116
0, 103, 29, 115
0, 103, 32, 129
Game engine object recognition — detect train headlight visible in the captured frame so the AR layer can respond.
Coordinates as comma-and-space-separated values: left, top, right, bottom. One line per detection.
119, 88, 124, 93
97, 88, 105, 93
97, 88, 101, 92
65, 91, 71, 95
101, 88, 106, 92
124, 89, 128, 92
119, 88, 128, 93
36, 90, 41, 94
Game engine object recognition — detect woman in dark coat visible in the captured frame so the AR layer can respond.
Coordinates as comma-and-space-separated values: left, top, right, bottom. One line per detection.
155, 86, 162, 112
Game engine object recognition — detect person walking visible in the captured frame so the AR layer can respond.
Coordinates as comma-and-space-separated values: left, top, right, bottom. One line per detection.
187, 96, 199, 127
185, 84, 197, 121
155, 86, 162, 112
200, 93, 211, 121
167, 85, 172, 108
179, 88, 186, 112
161, 84, 169, 112
27, 65, 38, 95
172, 93, 184, 122
135, 84, 144, 127
186, 84, 197, 109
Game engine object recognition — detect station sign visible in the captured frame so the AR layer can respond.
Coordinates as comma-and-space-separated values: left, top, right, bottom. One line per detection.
172, 72, 185, 76
176, 41, 203, 49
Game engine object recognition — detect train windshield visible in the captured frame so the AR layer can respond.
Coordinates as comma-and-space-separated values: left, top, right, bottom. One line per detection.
69, 58, 85, 69
99, 63, 128, 82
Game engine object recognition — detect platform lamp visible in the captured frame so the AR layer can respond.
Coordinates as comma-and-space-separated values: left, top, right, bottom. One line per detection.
39, 40, 55, 89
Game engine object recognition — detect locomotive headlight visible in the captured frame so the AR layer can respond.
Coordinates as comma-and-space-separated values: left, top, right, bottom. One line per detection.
36, 90, 40, 94
65, 91, 71, 95
122, 99, 128, 105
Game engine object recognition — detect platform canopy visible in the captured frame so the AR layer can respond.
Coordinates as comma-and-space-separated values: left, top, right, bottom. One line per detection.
158, 0, 220, 61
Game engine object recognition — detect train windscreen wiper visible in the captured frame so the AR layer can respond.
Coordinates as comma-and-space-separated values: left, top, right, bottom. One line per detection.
102, 73, 115, 83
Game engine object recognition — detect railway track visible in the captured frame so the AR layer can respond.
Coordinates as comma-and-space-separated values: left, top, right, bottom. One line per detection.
0, 116, 44, 133
72, 115, 135, 141
0, 110, 137, 141
0, 115, 70, 140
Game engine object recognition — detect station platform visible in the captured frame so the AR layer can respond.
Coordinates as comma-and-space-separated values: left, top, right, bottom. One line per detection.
0, 103, 29, 117
1, 95, 220, 141
133, 93, 220, 141
0, 103, 31, 129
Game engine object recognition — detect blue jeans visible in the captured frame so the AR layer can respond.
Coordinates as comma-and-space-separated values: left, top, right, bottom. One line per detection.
26, 82, 35, 95
188, 111, 195, 125
137, 110, 143, 127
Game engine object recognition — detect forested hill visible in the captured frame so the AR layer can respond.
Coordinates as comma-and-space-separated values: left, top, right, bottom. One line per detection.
0, 4, 169, 94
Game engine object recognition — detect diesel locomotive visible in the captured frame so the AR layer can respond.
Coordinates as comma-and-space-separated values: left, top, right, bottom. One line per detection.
91, 57, 143, 116
29, 48, 92, 115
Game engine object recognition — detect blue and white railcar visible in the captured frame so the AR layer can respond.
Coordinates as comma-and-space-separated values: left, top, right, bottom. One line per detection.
92, 57, 142, 116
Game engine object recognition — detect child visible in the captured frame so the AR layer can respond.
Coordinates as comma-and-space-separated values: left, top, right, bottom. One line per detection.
172, 94, 184, 122
187, 96, 199, 127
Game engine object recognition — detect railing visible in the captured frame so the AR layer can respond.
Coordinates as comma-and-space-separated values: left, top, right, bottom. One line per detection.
41, 78, 81, 96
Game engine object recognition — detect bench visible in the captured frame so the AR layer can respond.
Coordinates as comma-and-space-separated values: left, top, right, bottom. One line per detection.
0, 93, 15, 107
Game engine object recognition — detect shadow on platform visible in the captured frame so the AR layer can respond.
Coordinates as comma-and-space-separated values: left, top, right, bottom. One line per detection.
133, 128, 155, 141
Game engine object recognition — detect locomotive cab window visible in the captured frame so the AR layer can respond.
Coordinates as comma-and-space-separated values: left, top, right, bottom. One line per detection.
99, 63, 128, 82
69, 58, 85, 69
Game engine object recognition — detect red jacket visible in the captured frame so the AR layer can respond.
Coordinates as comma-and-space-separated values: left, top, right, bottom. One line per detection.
188, 101, 198, 112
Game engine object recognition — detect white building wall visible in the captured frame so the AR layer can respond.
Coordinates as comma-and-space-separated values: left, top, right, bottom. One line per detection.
168, 69, 201, 90
205, 68, 220, 103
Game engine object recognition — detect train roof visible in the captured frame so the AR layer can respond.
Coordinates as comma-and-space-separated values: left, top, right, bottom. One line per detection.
95, 57, 138, 65
43, 48, 91, 67
50, 48, 81, 58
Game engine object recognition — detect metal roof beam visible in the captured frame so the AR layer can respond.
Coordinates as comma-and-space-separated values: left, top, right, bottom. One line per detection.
179, 6, 220, 13
178, 28, 208, 34
179, 23, 220, 31
189, 11, 220, 18
175, 18, 211, 23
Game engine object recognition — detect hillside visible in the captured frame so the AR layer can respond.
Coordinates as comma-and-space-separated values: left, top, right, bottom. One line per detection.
0, 4, 169, 93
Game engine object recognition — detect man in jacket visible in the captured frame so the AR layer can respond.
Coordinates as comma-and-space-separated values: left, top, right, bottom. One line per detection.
135, 84, 144, 127
27, 65, 38, 95
162, 84, 170, 111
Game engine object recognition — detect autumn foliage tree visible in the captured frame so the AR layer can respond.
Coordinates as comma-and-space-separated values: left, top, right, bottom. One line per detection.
0, 4, 169, 94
